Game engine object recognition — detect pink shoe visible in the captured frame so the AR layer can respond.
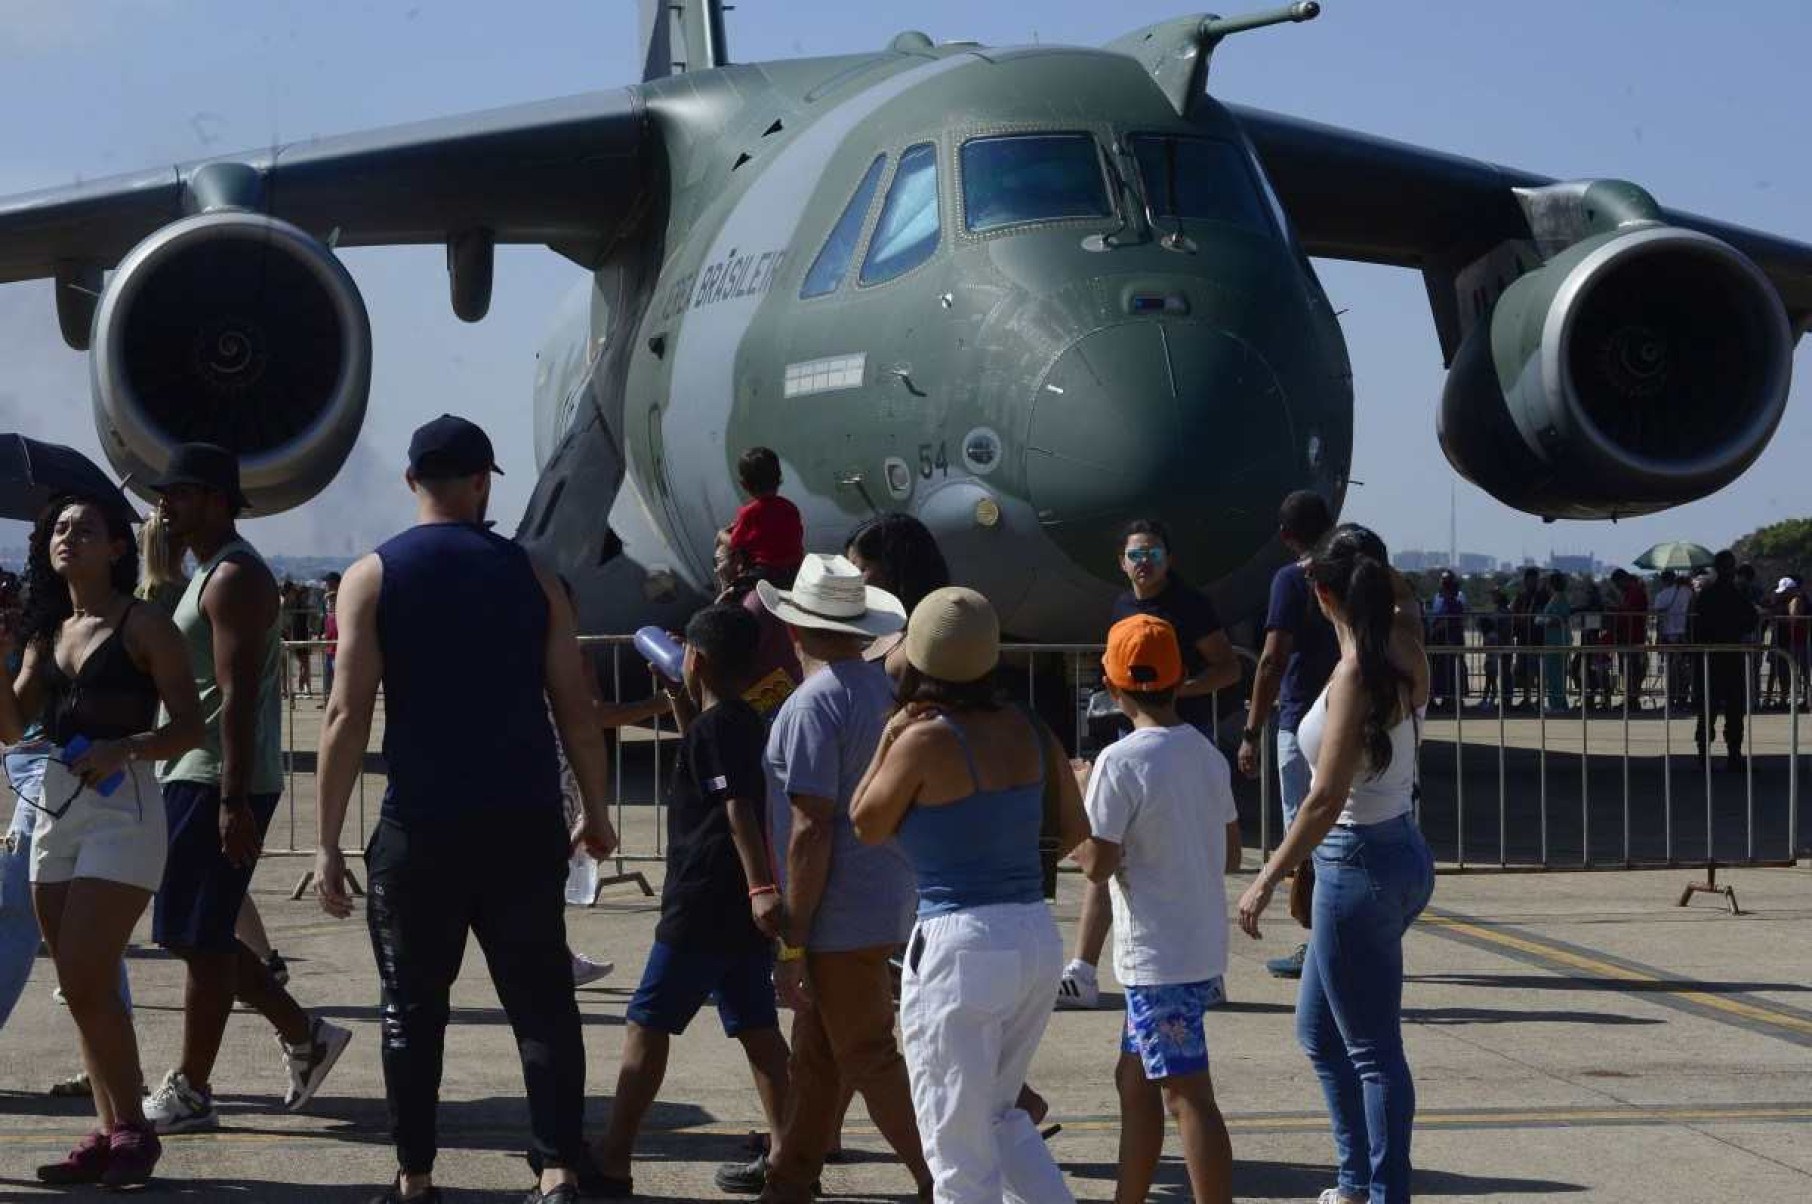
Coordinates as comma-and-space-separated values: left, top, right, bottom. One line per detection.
36, 1129, 110, 1184
101, 1122, 161, 1188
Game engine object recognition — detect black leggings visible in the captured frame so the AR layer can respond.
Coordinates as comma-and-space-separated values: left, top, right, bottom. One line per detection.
365, 813, 584, 1175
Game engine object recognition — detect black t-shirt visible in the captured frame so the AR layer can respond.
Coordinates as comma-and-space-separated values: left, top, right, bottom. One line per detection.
657, 698, 770, 952
1111, 578, 1224, 732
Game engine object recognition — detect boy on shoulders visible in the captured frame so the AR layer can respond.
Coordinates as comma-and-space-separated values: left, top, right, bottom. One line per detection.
1073, 614, 1242, 1204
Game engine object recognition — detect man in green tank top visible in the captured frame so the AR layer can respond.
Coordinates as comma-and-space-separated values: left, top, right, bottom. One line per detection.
140, 445, 351, 1134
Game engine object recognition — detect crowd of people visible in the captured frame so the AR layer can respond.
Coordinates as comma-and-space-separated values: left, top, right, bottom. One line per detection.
1421, 560, 1810, 739
0, 416, 1575, 1204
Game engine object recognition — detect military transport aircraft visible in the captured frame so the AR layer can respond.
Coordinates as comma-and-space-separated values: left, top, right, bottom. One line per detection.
2, 1, 1808, 642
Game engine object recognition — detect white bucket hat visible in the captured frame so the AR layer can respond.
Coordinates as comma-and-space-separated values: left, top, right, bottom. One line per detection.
757, 553, 906, 638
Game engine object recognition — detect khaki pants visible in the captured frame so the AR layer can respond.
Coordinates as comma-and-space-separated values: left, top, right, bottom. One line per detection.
763, 944, 923, 1200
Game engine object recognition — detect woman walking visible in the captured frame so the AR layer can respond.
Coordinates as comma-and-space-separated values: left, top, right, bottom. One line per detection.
1237, 525, 1435, 1204
0, 495, 202, 1187
851, 587, 1090, 1203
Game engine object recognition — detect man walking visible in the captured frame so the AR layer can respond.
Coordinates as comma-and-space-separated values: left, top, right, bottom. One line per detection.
1237, 491, 1339, 980
144, 444, 352, 1132
313, 415, 618, 1204
723, 554, 933, 1204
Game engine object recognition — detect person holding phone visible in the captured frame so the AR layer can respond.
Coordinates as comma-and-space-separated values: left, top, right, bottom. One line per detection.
0, 494, 202, 1187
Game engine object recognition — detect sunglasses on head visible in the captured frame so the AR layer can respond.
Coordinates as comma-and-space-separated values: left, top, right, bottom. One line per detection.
1125, 547, 1167, 566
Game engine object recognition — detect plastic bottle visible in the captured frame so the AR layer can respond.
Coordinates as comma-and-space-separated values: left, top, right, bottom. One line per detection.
565, 851, 599, 906
633, 626, 685, 682
61, 735, 125, 797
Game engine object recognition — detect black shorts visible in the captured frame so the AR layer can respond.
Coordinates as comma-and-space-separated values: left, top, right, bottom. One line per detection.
152, 782, 280, 952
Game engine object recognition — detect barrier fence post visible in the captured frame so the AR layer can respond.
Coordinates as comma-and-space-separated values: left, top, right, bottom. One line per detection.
1497, 647, 1507, 868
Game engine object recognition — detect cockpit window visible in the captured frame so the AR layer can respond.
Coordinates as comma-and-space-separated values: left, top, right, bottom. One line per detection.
1129, 134, 1272, 234
960, 133, 1111, 233
802, 154, 887, 299
861, 142, 940, 285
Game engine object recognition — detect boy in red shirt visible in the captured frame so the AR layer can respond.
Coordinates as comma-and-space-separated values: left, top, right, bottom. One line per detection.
719, 447, 804, 586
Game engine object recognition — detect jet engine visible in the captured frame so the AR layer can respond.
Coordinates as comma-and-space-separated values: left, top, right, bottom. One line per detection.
89, 212, 372, 514
1438, 224, 1792, 520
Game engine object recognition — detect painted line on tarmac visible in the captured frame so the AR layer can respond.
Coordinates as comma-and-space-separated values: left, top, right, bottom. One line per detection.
1417, 907, 1812, 1048
5, 1102, 1810, 1147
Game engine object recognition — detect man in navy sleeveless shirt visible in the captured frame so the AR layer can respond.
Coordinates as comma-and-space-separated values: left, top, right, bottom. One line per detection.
313, 416, 619, 1204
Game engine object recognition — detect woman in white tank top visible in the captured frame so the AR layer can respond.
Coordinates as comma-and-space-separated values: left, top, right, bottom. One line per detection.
1236, 526, 1436, 1204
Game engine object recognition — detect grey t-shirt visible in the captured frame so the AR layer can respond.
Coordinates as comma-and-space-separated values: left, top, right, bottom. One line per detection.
766, 657, 916, 952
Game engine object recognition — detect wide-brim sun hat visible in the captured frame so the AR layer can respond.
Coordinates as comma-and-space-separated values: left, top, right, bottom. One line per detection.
757, 552, 906, 638
904, 586, 1000, 684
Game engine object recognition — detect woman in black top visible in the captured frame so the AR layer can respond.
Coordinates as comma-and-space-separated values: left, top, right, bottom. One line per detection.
0, 495, 201, 1187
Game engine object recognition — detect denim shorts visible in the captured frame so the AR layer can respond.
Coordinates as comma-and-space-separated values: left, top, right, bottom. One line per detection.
626, 939, 778, 1037
1121, 976, 1225, 1079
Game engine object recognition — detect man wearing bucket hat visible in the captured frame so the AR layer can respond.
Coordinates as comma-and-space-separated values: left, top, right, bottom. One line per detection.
729, 554, 934, 1204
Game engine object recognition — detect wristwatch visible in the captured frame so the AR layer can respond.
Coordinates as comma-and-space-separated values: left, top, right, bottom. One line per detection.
777, 942, 805, 963
1241, 727, 1262, 743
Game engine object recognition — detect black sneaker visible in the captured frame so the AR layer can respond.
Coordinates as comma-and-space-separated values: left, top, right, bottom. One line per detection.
524, 1188, 582, 1204
526, 1148, 633, 1199
715, 1154, 768, 1195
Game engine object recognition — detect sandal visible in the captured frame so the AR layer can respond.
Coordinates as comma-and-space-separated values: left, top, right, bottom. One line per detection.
48, 1070, 93, 1098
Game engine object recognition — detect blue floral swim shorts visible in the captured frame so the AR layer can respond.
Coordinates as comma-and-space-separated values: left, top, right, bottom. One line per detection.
1121, 976, 1225, 1080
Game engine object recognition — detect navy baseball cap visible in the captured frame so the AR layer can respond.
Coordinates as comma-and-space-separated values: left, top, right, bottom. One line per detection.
407, 414, 503, 480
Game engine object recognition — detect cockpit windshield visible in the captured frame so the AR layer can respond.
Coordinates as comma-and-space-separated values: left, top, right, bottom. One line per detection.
960, 133, 1112, 233
1129, 134, 1272, 235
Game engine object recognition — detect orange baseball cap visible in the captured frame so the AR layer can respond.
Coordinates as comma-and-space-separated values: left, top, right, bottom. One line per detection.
1103, 614, 1184, 692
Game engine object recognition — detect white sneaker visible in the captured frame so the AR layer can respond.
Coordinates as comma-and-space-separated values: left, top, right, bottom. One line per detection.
1055, 960, 1100, 1010
144, 1068, 219, 1133
279, 1017, 352, 1112
1316, 1190, 1369, 1203
571, 955, 615, 987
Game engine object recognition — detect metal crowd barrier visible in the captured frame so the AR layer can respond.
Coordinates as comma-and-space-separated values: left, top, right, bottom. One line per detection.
269, 636, 1802, 902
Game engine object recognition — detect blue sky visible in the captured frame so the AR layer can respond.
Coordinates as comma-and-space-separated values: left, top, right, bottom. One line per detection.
1, 0, 1808, 566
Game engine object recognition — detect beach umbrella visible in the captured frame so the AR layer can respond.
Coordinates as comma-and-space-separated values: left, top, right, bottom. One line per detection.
0, 434, 139, 527
1631, 541, 1713, 572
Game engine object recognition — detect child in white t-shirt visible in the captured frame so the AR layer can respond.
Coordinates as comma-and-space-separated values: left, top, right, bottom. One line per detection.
1073, 614, 1242, 1204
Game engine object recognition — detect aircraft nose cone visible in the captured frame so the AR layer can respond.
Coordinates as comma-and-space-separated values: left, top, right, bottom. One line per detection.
1025, 321, 1294, 587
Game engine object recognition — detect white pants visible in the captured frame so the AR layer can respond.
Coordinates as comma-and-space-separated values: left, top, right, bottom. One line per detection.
900, 902, 1074, 1204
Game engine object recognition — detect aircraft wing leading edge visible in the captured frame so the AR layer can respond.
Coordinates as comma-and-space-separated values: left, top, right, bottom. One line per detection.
1230, 104, 1812, 359
0, 88, 654, 291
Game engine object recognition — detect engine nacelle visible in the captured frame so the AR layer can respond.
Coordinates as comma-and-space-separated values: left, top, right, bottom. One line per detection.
90, 212, 372, 515
1438, 224, 1792, 520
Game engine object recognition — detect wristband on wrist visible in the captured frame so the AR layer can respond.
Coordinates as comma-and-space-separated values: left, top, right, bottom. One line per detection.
1241, 727, 1262, 742
749, 884, 779, 899
777, 942, 805, 962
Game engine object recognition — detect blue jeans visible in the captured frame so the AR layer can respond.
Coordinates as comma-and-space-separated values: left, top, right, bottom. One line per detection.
1277, 727, 1313, 831
1296, 813, 1435, 1204
1, 818, 133, 1029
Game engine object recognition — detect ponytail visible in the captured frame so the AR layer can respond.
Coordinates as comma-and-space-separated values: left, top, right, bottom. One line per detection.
1309, 524, 1407, 775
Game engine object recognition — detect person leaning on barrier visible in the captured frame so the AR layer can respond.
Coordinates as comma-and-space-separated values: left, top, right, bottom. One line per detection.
1057, 519, 1241, 1013
1690, 550, 1758, 772
312, 415, 619, 1204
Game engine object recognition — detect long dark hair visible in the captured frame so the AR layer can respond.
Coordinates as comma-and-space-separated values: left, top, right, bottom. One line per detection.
846, 513, 950, 614
1308, 524, 1404, 774
20, 495, 140, 656
895, 663, 1002, 713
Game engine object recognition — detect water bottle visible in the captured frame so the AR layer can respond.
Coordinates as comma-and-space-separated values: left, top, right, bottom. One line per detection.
62, 735, 125, 797
633, 626, 685, 682
565, 851, 599, 906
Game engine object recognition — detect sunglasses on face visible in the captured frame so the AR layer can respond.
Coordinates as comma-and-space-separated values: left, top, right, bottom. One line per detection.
1126, 548, 1167, 566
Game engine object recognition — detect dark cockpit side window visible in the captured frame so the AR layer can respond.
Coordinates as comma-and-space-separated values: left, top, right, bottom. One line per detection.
960, 133, 1112, 233
801, 154, 888, 299
860, 142, 940, 285
1129, 134, 1273, 234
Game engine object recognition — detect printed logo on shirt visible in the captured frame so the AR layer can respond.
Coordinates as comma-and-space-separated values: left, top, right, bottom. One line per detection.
707, 775, 729, 794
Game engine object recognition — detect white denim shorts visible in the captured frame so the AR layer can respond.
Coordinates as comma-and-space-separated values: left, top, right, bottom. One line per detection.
29, 759, 167, 893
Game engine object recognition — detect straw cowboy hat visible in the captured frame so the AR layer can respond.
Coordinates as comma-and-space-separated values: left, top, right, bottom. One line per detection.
757, 553, 906, 638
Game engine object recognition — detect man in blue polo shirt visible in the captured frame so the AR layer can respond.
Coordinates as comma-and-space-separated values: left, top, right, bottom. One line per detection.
1237, 491, 1339, 980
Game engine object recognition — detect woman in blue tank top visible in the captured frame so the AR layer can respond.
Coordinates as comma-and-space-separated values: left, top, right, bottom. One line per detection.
852, 587, 1091, 1203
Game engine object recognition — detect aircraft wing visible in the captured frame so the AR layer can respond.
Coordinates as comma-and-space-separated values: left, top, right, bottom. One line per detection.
1229, 104, 1812, 359
0, 88, 652, 292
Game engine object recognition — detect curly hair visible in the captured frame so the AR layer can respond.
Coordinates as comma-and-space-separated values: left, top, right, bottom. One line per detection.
20, 495, 140, 656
